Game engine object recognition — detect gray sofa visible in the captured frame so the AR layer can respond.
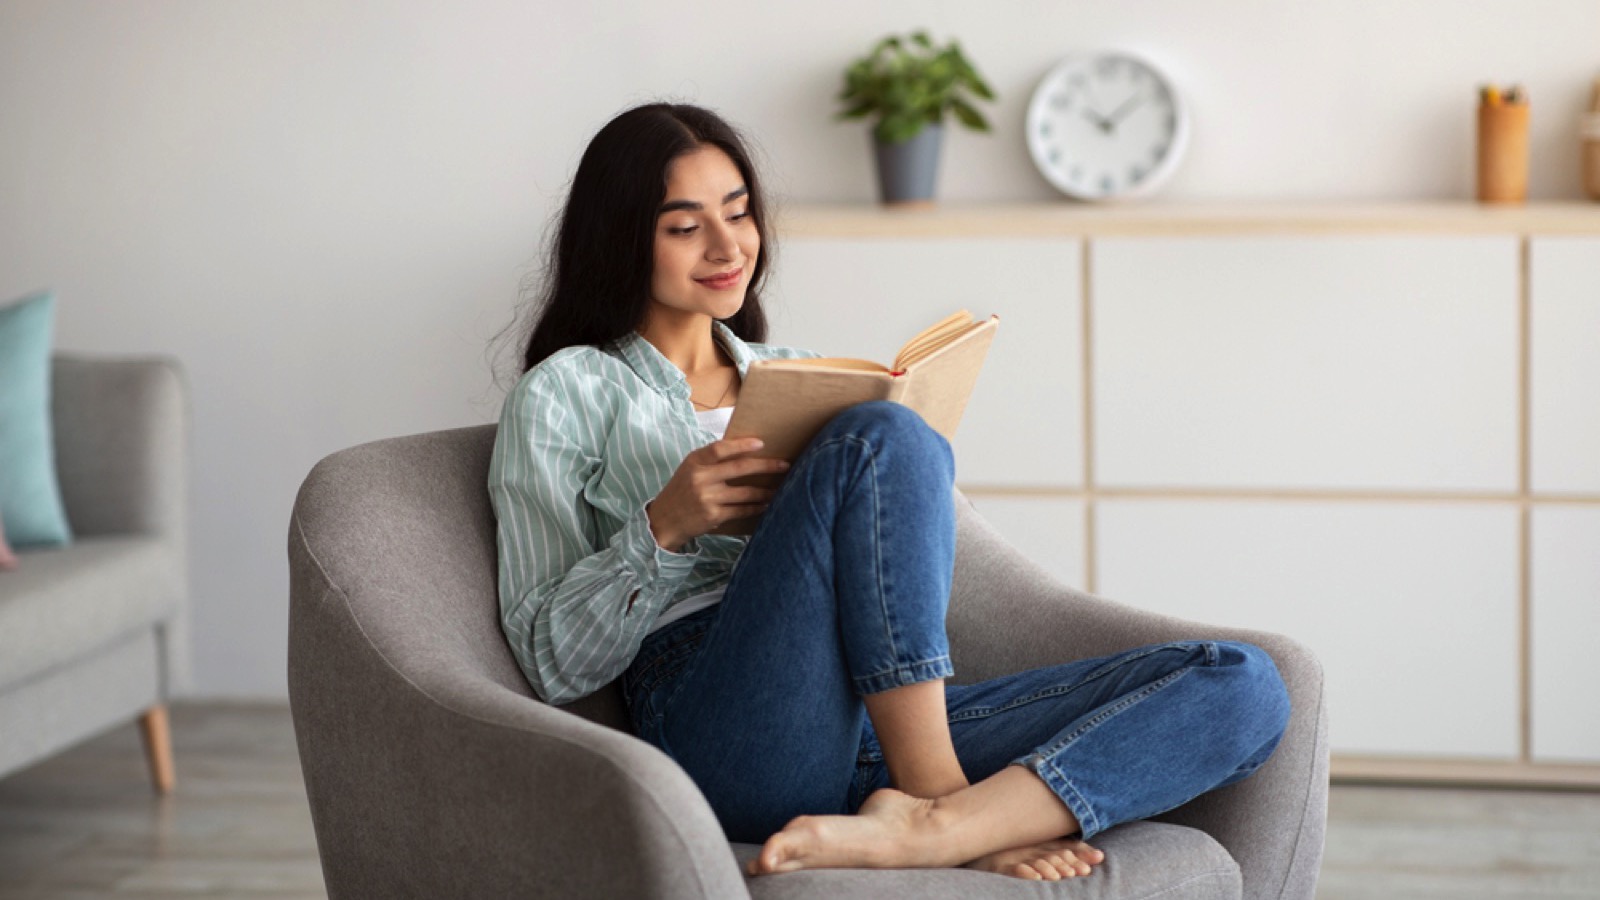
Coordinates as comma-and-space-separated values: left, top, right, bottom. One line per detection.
0, 355, 188, 792
288, 424, 1328, 899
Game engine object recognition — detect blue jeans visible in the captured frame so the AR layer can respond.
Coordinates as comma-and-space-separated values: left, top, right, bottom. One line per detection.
622, 401, 1291, 844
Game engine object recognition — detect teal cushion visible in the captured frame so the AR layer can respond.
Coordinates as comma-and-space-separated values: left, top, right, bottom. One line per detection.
0, 291, 72, 547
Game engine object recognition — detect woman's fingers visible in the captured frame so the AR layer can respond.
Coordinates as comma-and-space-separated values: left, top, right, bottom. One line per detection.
713, 456, 790, 480
718, 486, 776, 505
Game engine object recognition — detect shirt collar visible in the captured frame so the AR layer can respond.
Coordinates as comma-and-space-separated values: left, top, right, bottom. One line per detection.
610, 321, 758, 401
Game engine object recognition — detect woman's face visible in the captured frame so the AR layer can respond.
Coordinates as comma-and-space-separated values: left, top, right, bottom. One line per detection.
649, 145, 759, 325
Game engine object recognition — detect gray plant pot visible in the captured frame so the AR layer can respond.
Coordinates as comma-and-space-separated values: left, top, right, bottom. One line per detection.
873, 123, 944, 205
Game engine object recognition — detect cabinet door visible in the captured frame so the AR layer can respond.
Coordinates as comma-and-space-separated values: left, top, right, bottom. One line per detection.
1095, 498, 1520, 758
1093, 236, 1519, 492
964, 496, 1086, 590
770, 238, 1083, 488
1530, 238, 1600, 494
1531, 507, 1600, 762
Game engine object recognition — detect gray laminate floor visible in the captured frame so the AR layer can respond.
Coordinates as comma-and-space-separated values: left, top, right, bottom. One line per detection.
0, 703, 1597, 899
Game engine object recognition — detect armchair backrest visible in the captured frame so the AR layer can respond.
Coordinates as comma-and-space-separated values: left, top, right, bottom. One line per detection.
288, 422, 1046, 731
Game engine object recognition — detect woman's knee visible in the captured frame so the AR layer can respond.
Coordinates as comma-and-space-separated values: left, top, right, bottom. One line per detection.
828, 400, 923, 436
1214, 641, 1292, 743
822, 401, 951, 468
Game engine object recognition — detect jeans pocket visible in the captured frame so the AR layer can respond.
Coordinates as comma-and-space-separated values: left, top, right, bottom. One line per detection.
622, 611, 714, 734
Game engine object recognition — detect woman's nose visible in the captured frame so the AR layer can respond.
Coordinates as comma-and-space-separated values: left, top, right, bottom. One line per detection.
704, 220, 739, 262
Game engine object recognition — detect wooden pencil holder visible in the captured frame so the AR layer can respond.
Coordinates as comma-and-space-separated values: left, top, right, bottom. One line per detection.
1582, 113, 1600, 202
1477, 102, 1530, 204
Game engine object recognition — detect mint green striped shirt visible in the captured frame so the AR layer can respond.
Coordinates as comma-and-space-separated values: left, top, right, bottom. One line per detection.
489, 322, 820, 704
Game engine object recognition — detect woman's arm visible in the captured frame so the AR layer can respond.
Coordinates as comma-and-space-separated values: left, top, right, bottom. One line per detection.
490, 368, 704, 705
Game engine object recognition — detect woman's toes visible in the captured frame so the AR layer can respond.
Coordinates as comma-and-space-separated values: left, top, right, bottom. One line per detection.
1012, 862, 1045, 880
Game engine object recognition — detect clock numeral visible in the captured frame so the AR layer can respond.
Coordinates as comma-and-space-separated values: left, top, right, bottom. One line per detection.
1129, 166, 1147, 184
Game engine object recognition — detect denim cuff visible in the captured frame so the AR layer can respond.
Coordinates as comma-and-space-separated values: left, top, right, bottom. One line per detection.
851, 655, 955, 696
1017, 754, 1104, 840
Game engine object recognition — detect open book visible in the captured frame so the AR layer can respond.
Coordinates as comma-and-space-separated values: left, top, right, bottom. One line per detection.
712, 309, 999, 536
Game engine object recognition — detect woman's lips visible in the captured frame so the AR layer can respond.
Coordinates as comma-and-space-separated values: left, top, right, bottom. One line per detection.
695, 267, 743, 290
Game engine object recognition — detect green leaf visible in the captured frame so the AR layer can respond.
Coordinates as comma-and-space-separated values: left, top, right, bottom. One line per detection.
835, 99, 877, 120
965, 77, 997, 102
949, 96, 990, 132
837, 29, 996, 135
878, 112, 927, 143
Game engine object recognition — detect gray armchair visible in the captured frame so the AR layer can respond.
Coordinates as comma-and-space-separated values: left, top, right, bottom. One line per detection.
288, 425, 1327, 899
0, 355, 188, 793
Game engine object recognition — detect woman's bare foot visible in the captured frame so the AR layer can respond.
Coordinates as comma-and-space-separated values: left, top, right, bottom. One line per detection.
750, 768, 1082, 877
964, 839, 1105, 880
750, 788, 951, 875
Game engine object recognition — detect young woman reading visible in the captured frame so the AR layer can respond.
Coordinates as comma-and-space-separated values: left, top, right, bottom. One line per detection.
489, 102, 1291, 881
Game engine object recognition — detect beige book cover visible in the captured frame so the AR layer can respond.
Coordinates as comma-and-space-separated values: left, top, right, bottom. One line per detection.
710, 309, 999, 536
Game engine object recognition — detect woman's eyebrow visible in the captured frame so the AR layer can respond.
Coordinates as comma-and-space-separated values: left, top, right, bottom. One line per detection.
657, 186, 749, 215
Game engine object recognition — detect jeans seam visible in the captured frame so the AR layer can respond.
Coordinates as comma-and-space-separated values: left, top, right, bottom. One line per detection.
1037, 665, 1192, 760
864, 439, 901, 668
1026, 757, 1101, 838
948, 642, 1208, 725
815, 432, 912, 681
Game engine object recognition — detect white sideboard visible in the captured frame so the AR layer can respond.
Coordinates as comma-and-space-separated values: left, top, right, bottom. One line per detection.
767, 203, 1600, 788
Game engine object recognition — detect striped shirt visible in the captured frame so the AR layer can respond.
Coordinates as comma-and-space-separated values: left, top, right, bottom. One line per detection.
489, 321, 820, 704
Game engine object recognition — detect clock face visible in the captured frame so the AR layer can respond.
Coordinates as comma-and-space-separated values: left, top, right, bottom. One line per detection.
1026, 52, 1189, 201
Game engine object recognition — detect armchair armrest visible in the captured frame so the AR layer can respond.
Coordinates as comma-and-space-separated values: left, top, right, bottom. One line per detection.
947, 492, 1328, 900
288, 503, 750, 900
50, 355, 188, 539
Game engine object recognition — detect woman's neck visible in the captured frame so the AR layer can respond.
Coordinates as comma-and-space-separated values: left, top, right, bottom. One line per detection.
636, 311, 726, 377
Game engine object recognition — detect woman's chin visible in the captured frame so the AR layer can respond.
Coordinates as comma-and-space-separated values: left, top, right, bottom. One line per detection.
707, 295, 747, 320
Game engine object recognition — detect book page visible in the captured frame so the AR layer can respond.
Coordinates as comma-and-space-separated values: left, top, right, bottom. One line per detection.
892, 310, 976, 372
896, 319, 989, 372
895, 316, 999, 439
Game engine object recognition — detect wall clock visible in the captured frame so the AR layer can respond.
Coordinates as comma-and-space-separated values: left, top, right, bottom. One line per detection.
1025, 51, 1190, 201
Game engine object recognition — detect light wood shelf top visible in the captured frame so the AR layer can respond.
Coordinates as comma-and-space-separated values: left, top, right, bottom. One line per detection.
778, 201, 1600, 237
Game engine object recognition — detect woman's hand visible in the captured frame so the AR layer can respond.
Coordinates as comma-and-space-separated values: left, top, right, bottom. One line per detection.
647, 438, 790, 552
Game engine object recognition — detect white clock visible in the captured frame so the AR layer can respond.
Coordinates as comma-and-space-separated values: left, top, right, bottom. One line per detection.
1026, 51, 1190, 201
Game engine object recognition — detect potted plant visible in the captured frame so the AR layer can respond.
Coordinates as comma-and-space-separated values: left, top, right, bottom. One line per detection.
836, 30, 997, 206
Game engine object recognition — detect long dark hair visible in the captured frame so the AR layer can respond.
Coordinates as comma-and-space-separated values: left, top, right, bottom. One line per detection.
518, 103, 772, 372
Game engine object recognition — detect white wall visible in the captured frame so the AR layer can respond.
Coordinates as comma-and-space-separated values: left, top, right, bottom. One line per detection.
2, 0, 1596, 696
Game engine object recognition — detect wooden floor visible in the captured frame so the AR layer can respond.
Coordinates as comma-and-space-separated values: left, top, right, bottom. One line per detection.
1, 703, 1598, 899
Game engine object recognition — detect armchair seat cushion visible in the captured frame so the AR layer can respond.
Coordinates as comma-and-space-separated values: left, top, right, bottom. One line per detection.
0, 536, 179, 685
734, 821, 1241, 898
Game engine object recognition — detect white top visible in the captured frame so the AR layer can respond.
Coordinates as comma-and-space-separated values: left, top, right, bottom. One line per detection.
693, 404, 734, 440
645, 404, 737, 634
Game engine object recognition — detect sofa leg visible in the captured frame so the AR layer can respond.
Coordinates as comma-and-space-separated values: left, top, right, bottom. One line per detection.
139, 705, 176, 795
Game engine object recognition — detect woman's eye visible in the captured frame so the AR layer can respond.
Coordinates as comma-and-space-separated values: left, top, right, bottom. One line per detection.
666, 224, 698, 236
730, 209, 751, 222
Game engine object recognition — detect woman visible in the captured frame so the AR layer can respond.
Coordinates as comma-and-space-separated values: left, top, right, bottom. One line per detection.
489, 102, 1291, 881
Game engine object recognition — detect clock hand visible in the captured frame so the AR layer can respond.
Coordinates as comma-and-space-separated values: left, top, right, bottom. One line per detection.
1105, 93, 1146, 129
1080, 108, 1113, 134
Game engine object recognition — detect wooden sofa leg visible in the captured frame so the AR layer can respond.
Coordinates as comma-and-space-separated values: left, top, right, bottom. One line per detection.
139, 705, 176, 795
